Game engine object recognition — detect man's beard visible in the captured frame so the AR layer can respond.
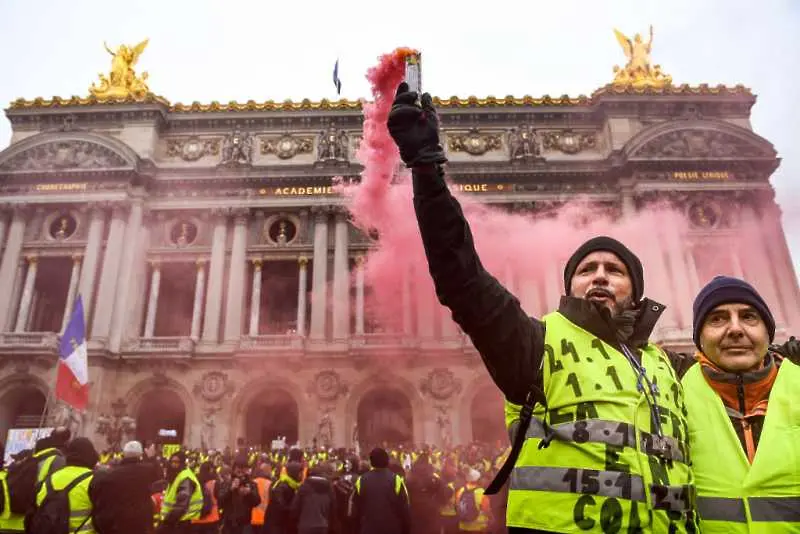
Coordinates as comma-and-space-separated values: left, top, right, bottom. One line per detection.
585, 287, 633, 317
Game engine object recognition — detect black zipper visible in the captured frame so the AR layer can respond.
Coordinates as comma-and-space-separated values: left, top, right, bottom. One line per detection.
736, 374, 746, 415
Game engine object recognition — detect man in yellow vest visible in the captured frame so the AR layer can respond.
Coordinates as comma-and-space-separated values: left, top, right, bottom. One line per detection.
455, 469, 491, 534
0, 458, 25, 533
32, 437, 99, 534
684, 276, 800, 533
159, 451, 203, 533
388, 85, 700, 533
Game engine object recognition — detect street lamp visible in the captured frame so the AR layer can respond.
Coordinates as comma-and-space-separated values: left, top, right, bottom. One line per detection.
95, 398, 136, 451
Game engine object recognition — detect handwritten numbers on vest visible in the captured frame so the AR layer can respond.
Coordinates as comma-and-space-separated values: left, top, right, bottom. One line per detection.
549, 401, 599, 425
573, 421, 591, 443
566, 372, 583, 397
572, 494, 629, 534
592, 338, 612, 360
545, 344, 563, 374
562, 339, 580, 363
670, 383, 688, 416
606, 366, 624, 391
605, 444, 630, 474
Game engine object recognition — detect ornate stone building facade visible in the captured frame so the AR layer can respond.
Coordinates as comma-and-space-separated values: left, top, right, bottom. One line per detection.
0, 81, 797, 451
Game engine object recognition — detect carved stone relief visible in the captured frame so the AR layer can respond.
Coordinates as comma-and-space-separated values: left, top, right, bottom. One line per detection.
446, 128, 503, 156
420, 368, 462, 401
307, 370, 348, 449
541, 130, 598, 154
220, 129, 254, 166
634, 130, 772, 159
165, 136, 221, 161
0, 141, 128, 171
260, 134, 314, 159
316, 125, 349, 163
508, 125, 541, 161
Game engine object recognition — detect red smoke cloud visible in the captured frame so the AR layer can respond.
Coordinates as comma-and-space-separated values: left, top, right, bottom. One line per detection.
343, 49, 797, 338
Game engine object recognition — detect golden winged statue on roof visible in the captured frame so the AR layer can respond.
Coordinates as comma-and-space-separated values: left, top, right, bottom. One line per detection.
612, 26, 672, 89
89, 38, 151, 100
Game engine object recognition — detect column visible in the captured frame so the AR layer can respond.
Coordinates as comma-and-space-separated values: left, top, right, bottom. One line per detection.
91, 205, 127, 341
544, 261, 562, 311
0, 207, 28, 331
109, 200, 144, 352
78, 206, 106, 323
6, 261, 24, 331
760, 203, 800, 330
15, 255, 38, 332
621, 188, 636, 219
416, 276, 435, 339
662, 223, 693, 329
440, 306, 459, 339
331, 211, 351, 340
642, 231, 678, 331
740, 204, 783, 325
401, 267, 413, 335
519, 279, 541, 318
0, 211, 9, 252
61, 255, 82, 332
202, 210, 228, 343
354, 255, 365, 335
143, 260, 161, 338
190, 259, 207, 340
684, 244, 701, 297
296, 257, 308, 336
309, 209, 329, 340
249, 259, 263, 336
224, 209, 249, 341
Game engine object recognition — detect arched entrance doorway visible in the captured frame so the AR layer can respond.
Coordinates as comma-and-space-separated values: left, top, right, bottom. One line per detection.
244, 388, 299, 447
471, 385, 505, 444
0, 384, 47, 439
135, 389, 186, 445
357, 388, 413, 448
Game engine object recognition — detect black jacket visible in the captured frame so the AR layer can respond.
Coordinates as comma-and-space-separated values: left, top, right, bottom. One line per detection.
90, 457, 162, 534
405, 472, 444, 534
411, 164, 697, 406
217, 476, 261, 527
263, 469, 302, 534
291, 475, 334, 533
350, 468, 410, 534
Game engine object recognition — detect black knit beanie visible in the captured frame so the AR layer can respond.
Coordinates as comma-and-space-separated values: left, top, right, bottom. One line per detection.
692, 275, 775, 348
563, 236, 644, 302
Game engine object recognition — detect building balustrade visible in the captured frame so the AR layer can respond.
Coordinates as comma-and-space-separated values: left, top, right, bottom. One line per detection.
0, 331, 58, 349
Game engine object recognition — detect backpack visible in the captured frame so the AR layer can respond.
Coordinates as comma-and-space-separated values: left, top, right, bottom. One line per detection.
456, 487, 480, 522
199, 480, 214, 518
7, 449, 58, 515
26, 470, 92, 534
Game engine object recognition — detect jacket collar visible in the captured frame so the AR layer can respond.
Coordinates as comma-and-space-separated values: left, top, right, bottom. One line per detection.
557, 295, 665, 350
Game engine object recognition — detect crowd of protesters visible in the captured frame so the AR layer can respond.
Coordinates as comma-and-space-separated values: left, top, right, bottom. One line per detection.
0, 431, 509, 534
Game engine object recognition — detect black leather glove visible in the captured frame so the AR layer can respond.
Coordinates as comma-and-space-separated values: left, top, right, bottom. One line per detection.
387, 82, 448, 168
772, 336, 800, 360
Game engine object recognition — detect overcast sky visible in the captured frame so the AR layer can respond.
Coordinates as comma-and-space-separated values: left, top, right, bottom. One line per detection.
1, 0, 798, 274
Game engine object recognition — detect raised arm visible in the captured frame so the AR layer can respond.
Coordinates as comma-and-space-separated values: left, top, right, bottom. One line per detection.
389, 83, 545, 404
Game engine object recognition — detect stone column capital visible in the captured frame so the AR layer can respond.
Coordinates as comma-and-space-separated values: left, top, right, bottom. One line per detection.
110, 202, 129, 219
11, 203, 31, 218
232, 208, 250, 225
252, 258, 263, 269
298, 256, 309, 266
311, 206, 330, 223
354, 254, 366, 266
25, 254, 38, 265
196, 258, 208, 269
148, 259, 161, 269
71, 253, 83, 264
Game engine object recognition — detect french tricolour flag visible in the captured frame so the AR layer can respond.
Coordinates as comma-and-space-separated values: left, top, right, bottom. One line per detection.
56, 296, 89, 411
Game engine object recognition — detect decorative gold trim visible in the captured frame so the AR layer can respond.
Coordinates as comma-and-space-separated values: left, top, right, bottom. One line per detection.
9, 84, 752, 112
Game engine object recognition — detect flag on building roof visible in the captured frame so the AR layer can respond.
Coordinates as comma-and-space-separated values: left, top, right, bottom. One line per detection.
56, 296, 89, 411
333, 59, 342, 95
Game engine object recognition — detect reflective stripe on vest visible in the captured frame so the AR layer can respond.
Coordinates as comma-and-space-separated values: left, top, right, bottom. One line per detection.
355, 472, 406, 496
161, 468, 203, 521
250, 477, 270, 525
0, 472, 24, 531
683, 359, 800, 533
505, 312, 695, 533
191, 479, 220, 524
455, 486, 489, 531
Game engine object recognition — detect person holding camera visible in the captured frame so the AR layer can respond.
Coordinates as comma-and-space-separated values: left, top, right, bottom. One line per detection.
217, 454, 260, 534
